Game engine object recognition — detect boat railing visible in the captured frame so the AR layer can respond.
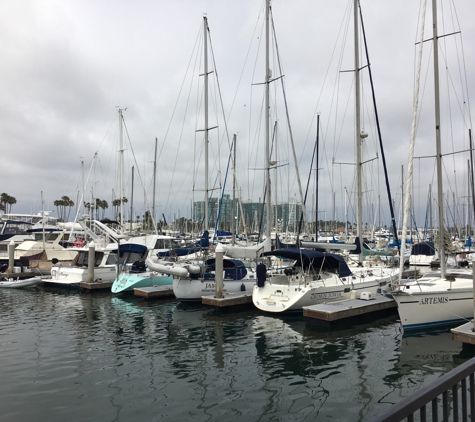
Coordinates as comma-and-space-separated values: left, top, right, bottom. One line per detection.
370, 355, 475, 421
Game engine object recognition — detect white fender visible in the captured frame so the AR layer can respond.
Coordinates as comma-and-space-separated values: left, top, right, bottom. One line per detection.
146, 258, 188, 277
185, 264, 201, 274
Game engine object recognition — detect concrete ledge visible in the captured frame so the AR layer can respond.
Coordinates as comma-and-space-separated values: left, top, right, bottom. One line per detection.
134, 285, 175, 299
303, 294, 397, 325
202, 292, 253, 308
452, 321, 475, 346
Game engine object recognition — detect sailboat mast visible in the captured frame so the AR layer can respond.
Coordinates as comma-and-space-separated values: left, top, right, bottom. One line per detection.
231, 134, 236, 244
130, 165, 134, 233
119, 108, 125, 228
354, 0, 363, 264
265, 0, 272, 240
152, 137, 157, 230
432, 0, 446, 277
203, 16, 209, 232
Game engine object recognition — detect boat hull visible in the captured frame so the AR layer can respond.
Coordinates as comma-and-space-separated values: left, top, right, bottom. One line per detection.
392, 270, 475, 330
111, 272, 174, 293
0, 277, 42, 288
173, 278, 256, 301
392, 287, 474, 330
252, 268, 397, 313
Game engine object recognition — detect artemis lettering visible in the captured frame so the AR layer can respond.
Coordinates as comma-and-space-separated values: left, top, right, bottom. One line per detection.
419, 297, 449, 305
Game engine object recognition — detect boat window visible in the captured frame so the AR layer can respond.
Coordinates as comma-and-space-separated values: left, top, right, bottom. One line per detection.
4, 222, 32, 235
95, 252, 104, 266
121, 251, 143, 263
106, 253, 118, 265
76, 251, 87, 267
155, 239, 172, 249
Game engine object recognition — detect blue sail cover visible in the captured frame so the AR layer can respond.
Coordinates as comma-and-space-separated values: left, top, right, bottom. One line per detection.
158, 230, 210, 257
113, 243, 148, 258
410, 241, 435, 256
262, 248, 352, 278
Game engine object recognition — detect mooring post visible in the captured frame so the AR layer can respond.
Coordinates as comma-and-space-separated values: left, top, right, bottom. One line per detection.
88, 241, 95, 283
8, 240, 15, 274
215, 243, 225, 298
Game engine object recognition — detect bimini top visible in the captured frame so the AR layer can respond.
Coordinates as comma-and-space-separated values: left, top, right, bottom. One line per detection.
262, 248, 352, 278
113, 243, 148, 257
410, 241, 435, 256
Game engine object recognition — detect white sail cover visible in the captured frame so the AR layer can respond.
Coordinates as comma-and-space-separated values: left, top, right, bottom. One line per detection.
223, 238, 272, 260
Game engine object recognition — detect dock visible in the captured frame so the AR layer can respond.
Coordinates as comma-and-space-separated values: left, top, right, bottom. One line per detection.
79, 281, 114, 290
42, 279, 114, 291
451, 321, 475, 346
134, 285, 175, 299
202, 292, 253, 308
303, 294, 397, 326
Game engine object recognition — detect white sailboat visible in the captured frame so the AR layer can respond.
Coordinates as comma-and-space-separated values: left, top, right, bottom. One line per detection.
252, 0, 398, 313
391, 0, 474, 330
171, 16, 259, 301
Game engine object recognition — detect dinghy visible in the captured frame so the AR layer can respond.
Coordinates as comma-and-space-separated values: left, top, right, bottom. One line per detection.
0, 277, 42, 288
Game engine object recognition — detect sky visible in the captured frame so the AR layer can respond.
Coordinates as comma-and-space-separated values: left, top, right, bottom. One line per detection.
0, 0, 473, 232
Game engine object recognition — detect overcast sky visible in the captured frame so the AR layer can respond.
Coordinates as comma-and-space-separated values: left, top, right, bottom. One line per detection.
0, 0, 473, 231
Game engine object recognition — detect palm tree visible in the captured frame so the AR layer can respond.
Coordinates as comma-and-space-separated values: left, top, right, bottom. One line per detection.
53, 196, 75, 221
112, 197, 128, 220
0, 193, 17, 214
95, 198, 109, 220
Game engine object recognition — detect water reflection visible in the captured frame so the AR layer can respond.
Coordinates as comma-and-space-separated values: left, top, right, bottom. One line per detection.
1, 288, 475, 421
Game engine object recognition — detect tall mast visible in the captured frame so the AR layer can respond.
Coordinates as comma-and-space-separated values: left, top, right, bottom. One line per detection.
130, 165, 134, 233
118, 108, 125, 229
354, 0, 363, 264
231, 134, 236, 244
152, 137, 158, 231
203, 16, 209, 232
265, 0, 272, 240
432, 0, 446, 277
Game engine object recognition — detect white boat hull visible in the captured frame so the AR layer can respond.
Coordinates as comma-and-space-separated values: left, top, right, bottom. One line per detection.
173, 277, 256, 301
0, 277, 42, 288
252, 268, 397, 313
392, 273, 474, 329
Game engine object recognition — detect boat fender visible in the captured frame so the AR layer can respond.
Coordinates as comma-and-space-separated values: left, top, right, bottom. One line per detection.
186, 264, 201, 274
241, 282, 245, 291
52, 258, 59, 265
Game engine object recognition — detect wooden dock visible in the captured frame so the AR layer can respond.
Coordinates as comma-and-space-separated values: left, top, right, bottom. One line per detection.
303, 294, 397, 326
451, 321, 475, 346
202, 292, 253, 308
79, 281, 114, 290
134, 285, 175, 299
42, 279, 114, 291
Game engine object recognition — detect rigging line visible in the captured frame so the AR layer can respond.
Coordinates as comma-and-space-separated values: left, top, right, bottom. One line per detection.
271, 12, 308, 226
208, 34, 248, 234
446, 1, 471, 132
359, 0, 399, 249
160, 23, 202, 214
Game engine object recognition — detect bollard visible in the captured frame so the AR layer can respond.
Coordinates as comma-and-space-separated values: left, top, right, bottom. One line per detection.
8, 240, 15, 274
215, 243, 225, 298
87, 241, 95, 283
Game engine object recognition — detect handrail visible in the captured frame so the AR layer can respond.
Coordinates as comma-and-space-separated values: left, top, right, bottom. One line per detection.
371, 356, 475, 421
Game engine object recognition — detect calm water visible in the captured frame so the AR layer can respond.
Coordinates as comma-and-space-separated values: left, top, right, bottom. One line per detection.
1, 286, 474, 422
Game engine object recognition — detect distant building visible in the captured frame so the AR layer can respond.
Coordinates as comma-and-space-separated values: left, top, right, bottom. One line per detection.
193, 195, 302, 233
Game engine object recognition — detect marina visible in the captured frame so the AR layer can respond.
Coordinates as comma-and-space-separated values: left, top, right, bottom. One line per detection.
1, 0, 475, 420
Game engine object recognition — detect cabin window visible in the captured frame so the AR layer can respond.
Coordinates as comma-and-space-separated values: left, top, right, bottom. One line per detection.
106, 253, 118, 265
76, 251, 104, 267
121, 251, 143, 263
154, 239, 172, 249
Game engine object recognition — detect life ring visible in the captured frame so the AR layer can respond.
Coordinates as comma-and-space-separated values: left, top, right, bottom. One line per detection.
74, 238, 85, 248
